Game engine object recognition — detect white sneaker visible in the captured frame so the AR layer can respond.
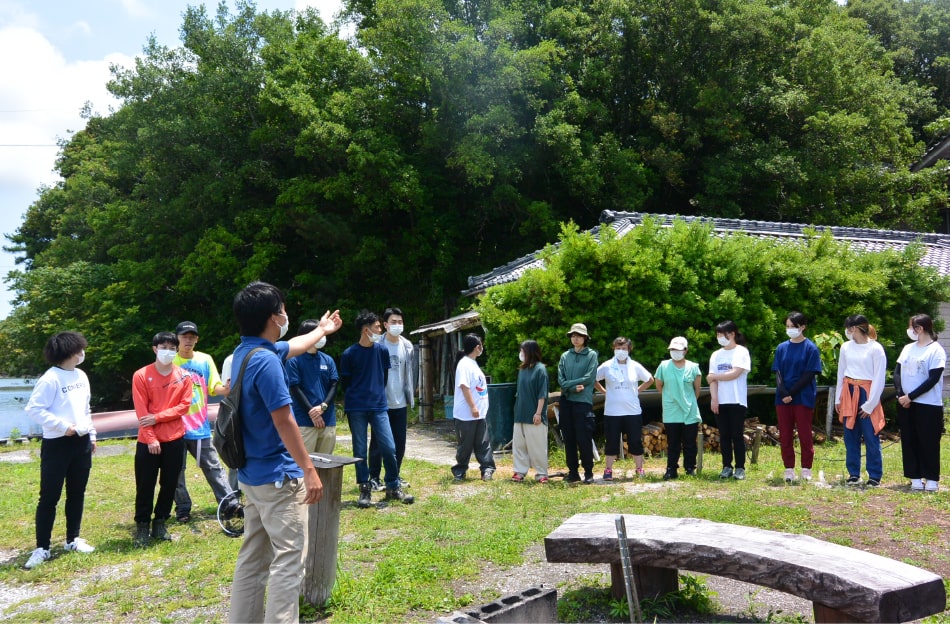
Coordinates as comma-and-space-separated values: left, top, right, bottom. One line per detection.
64, 538, 95, 553
784, 468, 795, 483
801, 468, 812, 481
911, 479, 924, 491
925, 480, 938, 492
24, 547, 50, 569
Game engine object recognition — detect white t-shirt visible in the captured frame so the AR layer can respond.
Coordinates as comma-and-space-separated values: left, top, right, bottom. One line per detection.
897, 341, 947, 407
596, 358, 652, 416
454, 356, 488, 422
709, 345, 751, 407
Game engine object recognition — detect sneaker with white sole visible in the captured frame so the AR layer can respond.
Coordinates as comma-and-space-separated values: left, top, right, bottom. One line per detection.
801, 468, 812, 481
24, 547, 50, 569
925, 480, 938, 492
64, 538, 95, 553
911, 478, 924, 491
784, 468, 795, 483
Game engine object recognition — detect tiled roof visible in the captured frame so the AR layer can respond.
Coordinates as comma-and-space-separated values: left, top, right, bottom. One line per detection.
463, 210, 950, 295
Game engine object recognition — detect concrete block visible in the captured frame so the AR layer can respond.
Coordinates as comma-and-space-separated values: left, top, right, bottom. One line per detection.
463, 586, 557, 624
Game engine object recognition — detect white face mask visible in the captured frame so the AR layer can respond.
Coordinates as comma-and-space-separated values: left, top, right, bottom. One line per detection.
907, 327, 919, 342
388, 324, 404, 337
845, 329, 853, 341
518, 351, 525, 363
369, 330, 383, 343
315, 337, 327, 350
277, 315, 289, 339
76, 351, 85, 366
786, 328, 801, 339
717, 335, 731, 347
670, 350, 685, 361
614, 349, 628, 361
157, 349, 177, 365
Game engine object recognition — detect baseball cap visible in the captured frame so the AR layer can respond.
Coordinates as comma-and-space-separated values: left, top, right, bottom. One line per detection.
176, 321, 199, 335
668, 336, 688, 350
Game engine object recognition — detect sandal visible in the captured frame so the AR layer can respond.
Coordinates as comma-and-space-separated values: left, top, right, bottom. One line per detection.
511, 473, 524, 482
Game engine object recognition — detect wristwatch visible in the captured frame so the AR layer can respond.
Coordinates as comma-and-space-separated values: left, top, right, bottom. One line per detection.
320, 403, 328, 411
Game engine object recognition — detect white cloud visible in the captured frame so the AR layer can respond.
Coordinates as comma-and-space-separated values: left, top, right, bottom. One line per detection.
64, 19, 92, 37
0, 25, 125, 190
119, 0, 154, 19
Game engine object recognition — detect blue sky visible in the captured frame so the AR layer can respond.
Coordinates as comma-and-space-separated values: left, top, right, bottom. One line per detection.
0, 0, 342, 320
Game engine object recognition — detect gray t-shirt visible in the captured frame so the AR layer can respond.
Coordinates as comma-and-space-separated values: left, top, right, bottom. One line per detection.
385, 338, 408, 409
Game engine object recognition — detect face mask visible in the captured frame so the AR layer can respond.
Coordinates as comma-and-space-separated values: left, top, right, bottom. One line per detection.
315, 337, 327, 350
670, 350, 685, 361
907, 328, 919, 342
614, 350, 628, 361
717, 335, 730, 347
277, 315, 289, 339
157, 349, 176, 365
845, 329, 853, 341
388, 324, 404, 337
76, 351, 85, 366
518, 351, 525, 362
369, 331, 383, 343
786, 328, 801, 339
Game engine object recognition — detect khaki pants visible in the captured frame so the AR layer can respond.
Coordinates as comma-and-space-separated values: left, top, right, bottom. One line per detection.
300, 425, 337, 455
512, 423, 548, 478
228, 477, 309, 623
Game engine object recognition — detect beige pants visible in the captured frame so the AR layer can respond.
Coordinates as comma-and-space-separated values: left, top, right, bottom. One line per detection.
512, 422, 549, 478
299, 425, 337, 455
229, 477, 309, 623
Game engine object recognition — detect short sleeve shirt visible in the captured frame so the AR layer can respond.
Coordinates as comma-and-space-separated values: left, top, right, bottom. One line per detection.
454, 357, 488, 422
596, 358, 652, 416
897, 341, 947, 406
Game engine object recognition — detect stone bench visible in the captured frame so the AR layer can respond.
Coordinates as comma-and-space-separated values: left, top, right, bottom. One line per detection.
544, 513, 946, 623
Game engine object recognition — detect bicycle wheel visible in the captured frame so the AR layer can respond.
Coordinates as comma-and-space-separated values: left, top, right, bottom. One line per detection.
217, 490, 245, 537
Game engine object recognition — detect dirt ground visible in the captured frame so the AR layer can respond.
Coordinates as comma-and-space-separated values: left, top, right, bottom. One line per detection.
400, 419, 946, 623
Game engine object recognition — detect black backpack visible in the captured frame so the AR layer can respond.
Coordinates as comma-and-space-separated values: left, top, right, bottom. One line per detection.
213, 348, 264, 469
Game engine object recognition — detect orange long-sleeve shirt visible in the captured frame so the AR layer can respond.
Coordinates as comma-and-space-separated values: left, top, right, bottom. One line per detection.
132, 363, 193, 444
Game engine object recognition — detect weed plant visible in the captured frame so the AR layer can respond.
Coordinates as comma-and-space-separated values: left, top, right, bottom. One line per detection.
0, 427, 948, 622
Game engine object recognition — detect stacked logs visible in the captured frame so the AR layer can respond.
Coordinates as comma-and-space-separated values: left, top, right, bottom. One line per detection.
632, 418, 827, 457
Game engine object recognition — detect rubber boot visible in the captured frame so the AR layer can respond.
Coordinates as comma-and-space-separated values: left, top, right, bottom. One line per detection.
151, 519, 171, 541
134, 522, 151, 547
356, 483, 373, 509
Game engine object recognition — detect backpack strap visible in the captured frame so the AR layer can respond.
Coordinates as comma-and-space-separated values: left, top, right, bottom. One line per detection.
230, 347, 266, 397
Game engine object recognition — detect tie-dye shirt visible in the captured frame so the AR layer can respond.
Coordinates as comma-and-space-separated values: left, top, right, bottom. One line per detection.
173, 351, 223, 440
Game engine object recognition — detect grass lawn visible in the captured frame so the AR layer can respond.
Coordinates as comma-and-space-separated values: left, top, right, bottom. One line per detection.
0, 421, 949, 623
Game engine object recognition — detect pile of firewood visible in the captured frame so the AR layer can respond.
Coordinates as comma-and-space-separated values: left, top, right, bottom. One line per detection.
632, 417, 828, 457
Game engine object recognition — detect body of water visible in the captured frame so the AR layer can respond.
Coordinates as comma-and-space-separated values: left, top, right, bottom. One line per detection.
0, 377, 39, 438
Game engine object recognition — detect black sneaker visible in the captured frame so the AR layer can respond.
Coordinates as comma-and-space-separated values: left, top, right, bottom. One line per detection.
663, 469, 678, 480
385, 487, 415, 504
846, 476, 861, 486
481, 468, 495, 481
357, 483, 373, 508
564, 473, 582, 483
866, 478, 881, 488
369, 478, 385, 492
582, 474, 594, 484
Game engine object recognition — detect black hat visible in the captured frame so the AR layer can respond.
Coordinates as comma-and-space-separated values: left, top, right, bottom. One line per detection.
175, 321, 199, 335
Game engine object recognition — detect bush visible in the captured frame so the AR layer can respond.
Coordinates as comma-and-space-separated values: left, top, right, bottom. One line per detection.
476, 217, 949, 386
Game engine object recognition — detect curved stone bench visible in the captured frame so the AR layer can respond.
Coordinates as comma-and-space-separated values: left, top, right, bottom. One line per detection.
544, 513, 945, 623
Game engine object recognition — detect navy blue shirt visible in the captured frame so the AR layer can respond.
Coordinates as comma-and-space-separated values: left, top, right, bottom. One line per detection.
233, 336, 303, 487
771, 338, 823, 408
340, 342, 390, 412
286, 350, 339, 427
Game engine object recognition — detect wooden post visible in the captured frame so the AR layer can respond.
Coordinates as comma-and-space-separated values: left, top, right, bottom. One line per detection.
825, 385, 836, 440
419, 337, 434, 423
696, 428, 704, 473
301, 454, 361, 607
751, 426, 763, 464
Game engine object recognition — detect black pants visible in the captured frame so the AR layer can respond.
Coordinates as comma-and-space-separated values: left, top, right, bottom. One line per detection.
135, 438, 186, 523
717, 403, 747, 469
36, 435, 93, 549
560, 399, 595, 478
370, 406, 408, 481
897, 402, 943, 481
452, 419, 495, 478
665, 422, 698, 473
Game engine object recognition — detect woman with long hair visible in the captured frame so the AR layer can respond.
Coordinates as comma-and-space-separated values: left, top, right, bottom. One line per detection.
895, 314, 946, 492
511, 340, 550, 483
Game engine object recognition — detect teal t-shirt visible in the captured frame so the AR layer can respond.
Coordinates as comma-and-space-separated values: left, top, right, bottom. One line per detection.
654, 359, 702, 425
514, 363, 549, 424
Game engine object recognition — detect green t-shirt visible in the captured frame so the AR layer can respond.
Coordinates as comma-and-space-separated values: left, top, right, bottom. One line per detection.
654, 359, 702, 425
514, 363, 549, 424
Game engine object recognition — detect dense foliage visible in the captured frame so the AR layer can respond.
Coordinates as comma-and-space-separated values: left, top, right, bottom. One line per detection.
476, 219, 950, 384
2, 0, 950, 405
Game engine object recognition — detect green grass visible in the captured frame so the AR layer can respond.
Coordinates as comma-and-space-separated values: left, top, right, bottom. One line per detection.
1, 428, 949, 623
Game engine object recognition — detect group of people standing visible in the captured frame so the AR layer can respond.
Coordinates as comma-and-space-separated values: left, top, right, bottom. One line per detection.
452, 313, 945, 494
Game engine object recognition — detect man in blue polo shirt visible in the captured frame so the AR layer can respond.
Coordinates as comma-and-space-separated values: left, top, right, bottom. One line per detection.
227, 281, 341, 624
286, 318, 339, 454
